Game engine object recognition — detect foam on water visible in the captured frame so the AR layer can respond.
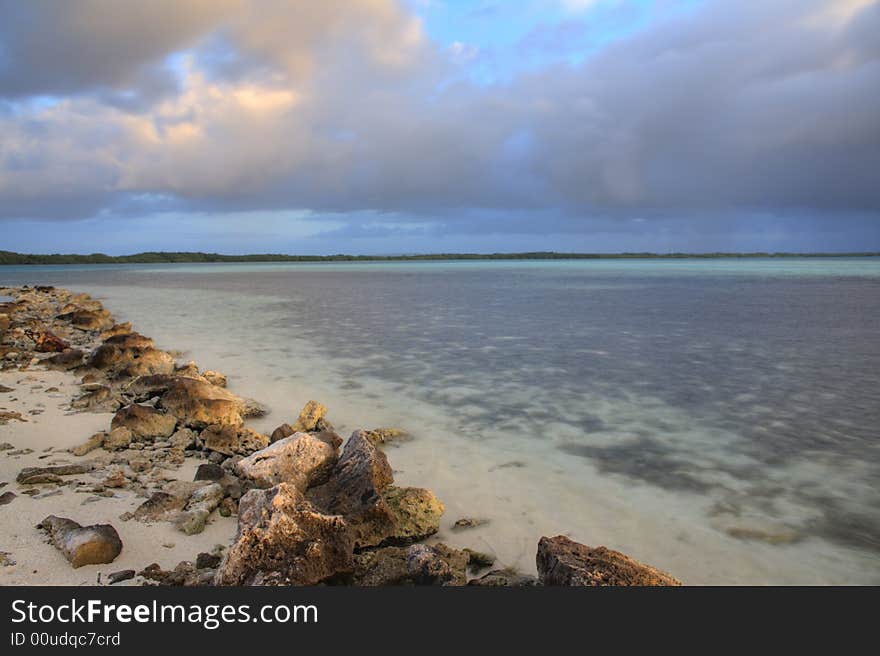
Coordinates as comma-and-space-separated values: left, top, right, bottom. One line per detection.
2, 259, 879, 583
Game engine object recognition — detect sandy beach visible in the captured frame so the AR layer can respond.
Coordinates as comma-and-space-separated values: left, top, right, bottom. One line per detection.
0, 367, 237, 586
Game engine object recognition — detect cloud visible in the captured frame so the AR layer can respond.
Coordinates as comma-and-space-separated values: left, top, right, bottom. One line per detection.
0, 0, 878, 244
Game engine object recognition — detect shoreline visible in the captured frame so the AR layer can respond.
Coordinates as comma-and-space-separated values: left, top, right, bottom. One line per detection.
0, 284, 682, 586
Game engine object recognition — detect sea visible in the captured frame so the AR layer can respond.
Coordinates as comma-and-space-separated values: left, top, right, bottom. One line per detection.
2, 257, 879, 584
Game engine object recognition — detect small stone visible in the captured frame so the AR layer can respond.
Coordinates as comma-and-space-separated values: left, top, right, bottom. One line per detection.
0, 491, 16, 505
452, 517, 490, 531
107, 569, 136, 585
71, 432, 105, 456
464, 548, 496, 570
291, 400, 329, 432
194, 463, 224, 481
196, 552, 222, 569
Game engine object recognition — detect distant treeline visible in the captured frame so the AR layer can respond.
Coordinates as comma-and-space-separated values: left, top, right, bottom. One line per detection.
1, 250, 878, 265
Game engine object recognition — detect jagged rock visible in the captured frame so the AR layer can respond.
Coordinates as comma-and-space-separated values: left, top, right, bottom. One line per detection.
124, 491, 188, 523
169, 427, 197, 451
202, 424, 269, 456
29, 329, 69, 353
270, 423, 295, 443
175, 483, 224, 535
100, 322, 133, 339
194, 463, 224, 481
71, 386, 121, 413
103, 469, 128, 488
291, 400, 329, 432
71, 432, 105, 456
405, 543, 468, 586
196, 552, 222, 569
104, 426, 134, 451
111, 404, 177, 440
467, 569, 540, 587
37, 515, 122, 568
382, 486, 444, 545
140, 561, 213, 586
218, 497, 238, 517
116, 348, 176, 378
536, 536, 682, 586
159, 377, 247, 429
203, 370, 227, 387
363, 427, 411, 447
234, 432, 338, 490
56, 309, 113, 331
240, 397, 268, 418
44, 349, 85, 370
309, 430, 443, 549
351, 547, 410, 586
17, 463, 93, 484
175, 361, 201, 378
215, 483, 354, 586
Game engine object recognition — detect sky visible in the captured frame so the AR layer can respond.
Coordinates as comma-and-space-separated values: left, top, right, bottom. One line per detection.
1, 0, 879, 255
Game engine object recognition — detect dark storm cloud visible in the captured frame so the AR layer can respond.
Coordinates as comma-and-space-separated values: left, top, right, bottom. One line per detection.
0, 0, 878, 240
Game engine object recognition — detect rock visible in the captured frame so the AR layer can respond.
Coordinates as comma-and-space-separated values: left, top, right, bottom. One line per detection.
196, 552, 222, 569
234, 432, 338, 490
29, 329, 69, 353
351, 547, 410, 586
56, 309, 113, 331
17, 463, 93, 484
291, 400, 329, 432
382, 486, 444, 545
464, 548, 496, 570
71, 386, 120, 413
175, 361, 200, 378
175, 483, 224, 535
536, 536, 682, 586
270, 423, 295, 443
218, 497, 238, 516
37, 515, 122, 568
309, 430, 443, 549
467, 569, 540, 587
202, 424, 269, 456
203, 370, 227, 387
140, 561, 213, 586
363, 427, 411, 447
44, 349, 85, 370
215, 483, 353, 586
99, 322, 133, 339
125, 491, 188, 523
169, 427, 197, 451
452, 517, 490, 531
194, 463, 224, 481
71, 432, 105, 456
0, 491, 16, 505
128, 457, 151, 473
116, 349, 176, 379
111, 404, 177, 440
107, 569, 136, 584
405, 543, 468, 586
159, 377, 247, 429
103, 469, 128, 488
0, 384, 14, 392
104, 426, 134, 451
0, 410, 27, 424
240, 397, 268, 418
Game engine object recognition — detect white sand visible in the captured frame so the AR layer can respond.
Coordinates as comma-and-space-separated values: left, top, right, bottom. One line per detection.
0, 367, 236, 586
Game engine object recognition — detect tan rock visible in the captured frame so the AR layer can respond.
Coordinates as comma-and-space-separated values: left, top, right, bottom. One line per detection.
235, 432, 338, 490
536, 535, 682, 586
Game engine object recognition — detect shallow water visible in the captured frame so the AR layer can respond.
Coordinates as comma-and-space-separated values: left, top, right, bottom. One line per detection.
3, 258, 879, 584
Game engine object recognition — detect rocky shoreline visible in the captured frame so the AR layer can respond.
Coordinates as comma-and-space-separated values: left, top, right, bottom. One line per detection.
0, 285, 681, 586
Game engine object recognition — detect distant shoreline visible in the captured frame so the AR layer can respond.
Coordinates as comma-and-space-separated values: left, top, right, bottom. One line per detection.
2, 250, 879, 265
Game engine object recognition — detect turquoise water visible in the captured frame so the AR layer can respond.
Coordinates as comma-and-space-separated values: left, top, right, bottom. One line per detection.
3, 257, 879, 583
